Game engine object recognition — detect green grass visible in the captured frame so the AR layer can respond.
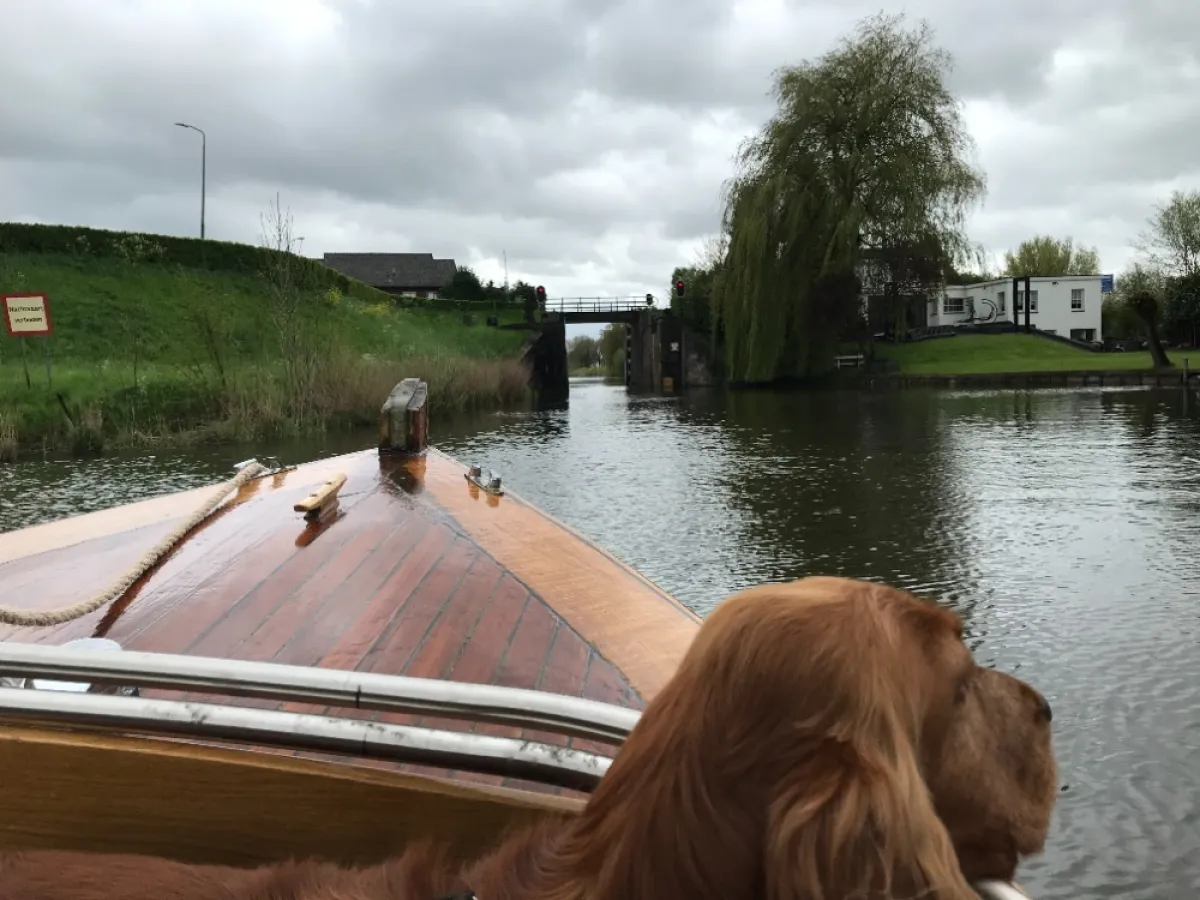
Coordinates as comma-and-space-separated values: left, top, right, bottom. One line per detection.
874, 333, 1199, 375
0, 246, 532, 456
0, 252, 525, 364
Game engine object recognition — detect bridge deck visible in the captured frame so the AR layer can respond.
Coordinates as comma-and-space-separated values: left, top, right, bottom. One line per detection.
543, 298, 652, 323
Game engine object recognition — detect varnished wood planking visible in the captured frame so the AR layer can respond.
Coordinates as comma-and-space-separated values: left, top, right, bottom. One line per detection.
176, 495, 401, 661
402, 553, 504, 681
0, 483, 235, 567
311, 522, 453, 674
114, 515, 353, 655
263, 520, 415, 668
357, 534, 477, 682
0, 524, 163, 596
427, 575, 532, 788
0, 447, 662, 793
0, 453, 366, 570
417, 449, 699, 700
0, 462, 381, 649
0, 725, 580, 867
536, 627, 593, 723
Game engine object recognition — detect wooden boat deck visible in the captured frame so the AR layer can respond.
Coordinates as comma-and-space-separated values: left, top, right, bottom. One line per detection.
0, 447, 701, 794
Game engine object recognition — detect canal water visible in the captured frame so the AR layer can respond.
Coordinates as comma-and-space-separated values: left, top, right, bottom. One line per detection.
2, 379, 1198, 898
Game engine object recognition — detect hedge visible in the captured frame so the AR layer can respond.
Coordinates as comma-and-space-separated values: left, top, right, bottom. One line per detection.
0, 222, 413, 307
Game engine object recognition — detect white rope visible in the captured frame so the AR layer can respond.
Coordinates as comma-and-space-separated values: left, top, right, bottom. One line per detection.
0, 461, 267, 628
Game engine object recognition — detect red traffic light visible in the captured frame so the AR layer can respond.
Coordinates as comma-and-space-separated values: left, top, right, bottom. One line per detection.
535, 285, 546, 297
674, 280, 685, 296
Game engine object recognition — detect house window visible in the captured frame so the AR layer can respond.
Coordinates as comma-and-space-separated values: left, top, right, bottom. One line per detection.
996, 291, 1006, 313
1071, 288, 1084, 311
1016, 290, 1039, 312
1070, 328, 1096, 342
943, 296, 964, 314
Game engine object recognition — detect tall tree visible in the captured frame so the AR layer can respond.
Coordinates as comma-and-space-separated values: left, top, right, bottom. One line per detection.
1161, 275, 1200, 346
510, 280, 539, 323
1137, 190, 1200, 278
1114, 264, 1171, 367
712, 13, 984, 382
567, 335, 601, 370
598, 324, 625, 377
443, 265, 485, 302
1003, 235, 1100, 276
669, 264, 718, 335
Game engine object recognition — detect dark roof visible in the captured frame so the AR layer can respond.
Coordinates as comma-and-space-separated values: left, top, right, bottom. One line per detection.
322, 253, 457, 289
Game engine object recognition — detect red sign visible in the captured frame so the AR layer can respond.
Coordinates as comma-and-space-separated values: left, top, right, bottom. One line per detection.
2, 293, 53, 337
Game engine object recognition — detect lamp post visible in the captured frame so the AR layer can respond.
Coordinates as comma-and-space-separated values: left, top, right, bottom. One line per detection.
174, 122, 206, 239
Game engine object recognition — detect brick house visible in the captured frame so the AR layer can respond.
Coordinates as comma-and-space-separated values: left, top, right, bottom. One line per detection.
322, 252, 457, 299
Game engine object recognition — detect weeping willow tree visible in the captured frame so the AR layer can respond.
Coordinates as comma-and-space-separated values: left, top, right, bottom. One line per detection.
712, 13, 986, 382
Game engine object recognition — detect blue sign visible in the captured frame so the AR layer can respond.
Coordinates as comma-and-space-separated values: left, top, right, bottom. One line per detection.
1100, 274, 1114, 293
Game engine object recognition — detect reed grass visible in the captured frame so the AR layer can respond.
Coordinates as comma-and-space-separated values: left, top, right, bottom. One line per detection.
0, 353, 530, 458
0, 412, 17, 463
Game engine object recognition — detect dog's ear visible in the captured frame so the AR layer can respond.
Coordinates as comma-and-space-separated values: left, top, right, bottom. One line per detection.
763, 724, 978, 900
733, 579, 983, 900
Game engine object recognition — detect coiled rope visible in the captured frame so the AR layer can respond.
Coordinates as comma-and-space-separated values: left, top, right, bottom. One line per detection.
0, 460, 266, 628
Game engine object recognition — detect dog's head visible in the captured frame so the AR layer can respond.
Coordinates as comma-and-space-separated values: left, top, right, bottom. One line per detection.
571, 576, 1057, 900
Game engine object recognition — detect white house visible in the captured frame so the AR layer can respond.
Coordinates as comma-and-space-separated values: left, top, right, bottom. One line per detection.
929, 275, 1105, 343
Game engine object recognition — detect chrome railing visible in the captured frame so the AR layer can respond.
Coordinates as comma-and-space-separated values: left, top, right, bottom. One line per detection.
0, 687, 610, 791
0, 643, 639, 792
0, 643, 1043, 897
0, 643, 639, 741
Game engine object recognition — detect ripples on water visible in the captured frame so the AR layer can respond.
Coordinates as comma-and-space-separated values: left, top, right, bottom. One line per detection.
438, 381, 1200, 899
2, 379, 1198, 896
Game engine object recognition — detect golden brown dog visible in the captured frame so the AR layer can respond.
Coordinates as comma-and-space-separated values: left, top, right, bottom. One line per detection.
0, 576, 1057, 899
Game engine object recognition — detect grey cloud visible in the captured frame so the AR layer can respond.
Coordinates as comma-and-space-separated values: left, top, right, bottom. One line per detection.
2, 0, 1198, 295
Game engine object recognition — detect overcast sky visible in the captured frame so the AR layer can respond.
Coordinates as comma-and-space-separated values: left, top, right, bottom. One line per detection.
3, 0, 1199, 331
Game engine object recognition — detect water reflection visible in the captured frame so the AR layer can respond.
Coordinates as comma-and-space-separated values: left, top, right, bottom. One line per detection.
437, 381, 1200, 900
1, 380, 1198, 897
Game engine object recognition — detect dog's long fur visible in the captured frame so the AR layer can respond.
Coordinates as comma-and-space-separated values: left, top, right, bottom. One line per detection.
0, 577, 1058, 899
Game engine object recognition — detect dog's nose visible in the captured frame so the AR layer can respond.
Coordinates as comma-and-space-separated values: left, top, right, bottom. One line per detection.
1039, 696, 1052, 723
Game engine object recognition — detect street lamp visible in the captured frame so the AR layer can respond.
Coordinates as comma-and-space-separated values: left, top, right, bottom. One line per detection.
174, 122, 206, 239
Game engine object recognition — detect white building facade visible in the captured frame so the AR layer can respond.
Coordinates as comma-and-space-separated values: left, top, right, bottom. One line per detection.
928, 275, 1106, 343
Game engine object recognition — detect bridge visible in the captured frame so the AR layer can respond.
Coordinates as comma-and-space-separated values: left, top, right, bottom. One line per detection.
525, 296, 688, 400
542, 296, 655, 324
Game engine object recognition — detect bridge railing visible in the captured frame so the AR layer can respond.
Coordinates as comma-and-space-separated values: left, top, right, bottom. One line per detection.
544, 297, 652, 314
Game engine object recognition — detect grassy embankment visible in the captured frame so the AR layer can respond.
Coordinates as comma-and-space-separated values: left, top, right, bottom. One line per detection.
874, 333, 1198, 375
0, 224, 529, 460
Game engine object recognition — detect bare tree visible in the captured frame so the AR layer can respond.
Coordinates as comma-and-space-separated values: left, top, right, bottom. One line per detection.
259, 194, 330, 425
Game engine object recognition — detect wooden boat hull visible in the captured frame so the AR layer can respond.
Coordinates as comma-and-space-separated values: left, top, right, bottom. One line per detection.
0, 378, 700, 863
0, 724, 579, 867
